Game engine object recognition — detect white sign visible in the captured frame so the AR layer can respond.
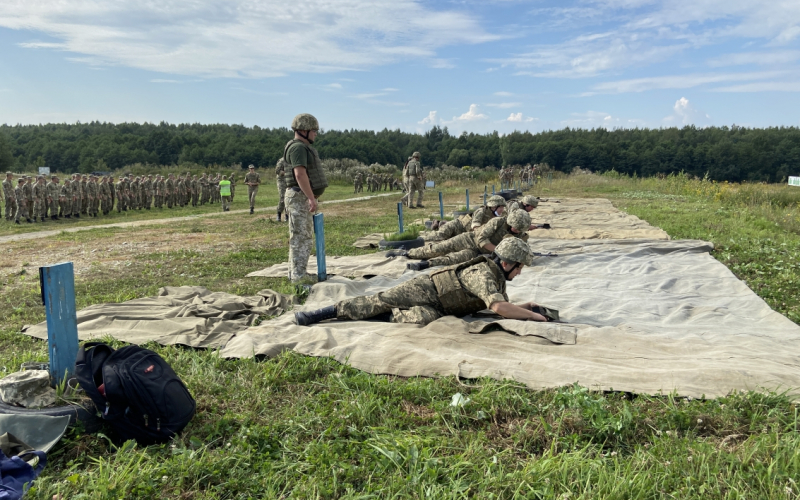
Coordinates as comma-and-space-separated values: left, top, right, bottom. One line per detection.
38, 167, 50, 175
789, 176, 800, 186
425, 180, 435, 188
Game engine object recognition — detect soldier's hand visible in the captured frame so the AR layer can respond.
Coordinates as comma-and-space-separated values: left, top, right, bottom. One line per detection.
308, 197, 318, 213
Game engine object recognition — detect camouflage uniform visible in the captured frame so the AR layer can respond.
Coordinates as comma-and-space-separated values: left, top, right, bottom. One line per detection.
230, 174, 236, 201
2, 175, 16, 221
191, 176, 199, 206
409, 211, 530, 267
24, 178, 34, 218
14, 181, 28, 222
142, 176, 152, 209
165, 176, 174, 208
353, 173, 363, 193
406, 154, 424, 208
336, 255, 510, 325
33, 178, 47, 220
80, 177, 89, 214
46, 177, 60, 218
427, 214, 473, 242
60, 180, 72, 217
115, 179, 125, 212
276, 159, 288, 217
244, 169, 260, 211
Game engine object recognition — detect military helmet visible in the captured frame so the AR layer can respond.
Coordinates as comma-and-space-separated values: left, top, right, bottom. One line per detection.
291, 113, 320, 131
486, 195, 506, 208
507, 209, 531, 232
248, 164, 255, 169
520, 195, 539, 208
494, 238, 533, 266
412, 151, 421, 158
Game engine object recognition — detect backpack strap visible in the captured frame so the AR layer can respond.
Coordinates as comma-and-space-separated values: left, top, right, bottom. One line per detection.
74, 342, 114, 408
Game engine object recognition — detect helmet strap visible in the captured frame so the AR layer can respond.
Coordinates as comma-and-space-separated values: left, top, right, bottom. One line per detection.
298, 130, 314, 144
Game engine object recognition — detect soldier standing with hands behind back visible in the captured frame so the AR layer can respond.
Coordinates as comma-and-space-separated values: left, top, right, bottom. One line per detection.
284, 113, 328, 284
245, 164, 261, 215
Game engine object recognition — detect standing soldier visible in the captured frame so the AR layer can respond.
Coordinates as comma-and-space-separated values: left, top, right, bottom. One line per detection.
33, 176, 47, 222
190, 175, 199, 207
70, 174, 81, 217
80, 175, 89, 215
406, 152, 424, 208
99, 177, 110, 215
108, 176, 116, 213
219, 175, 232, 212
24, 176, 35, 220
115, 176, 125, 212
284, 113, 328, 284
176, 175, 186, 208
244, 164, 261, 215
276, 158, 288, 221
129, 176, 140, 210
165, 174, 175, 208
3, 172, 16, 222
229, 173, 236, 201
61, 178, 73, 219
14, 178, 30, 224
199, 173, 208, 205
47, 175, 60, 220
142, 175, 152, 210
353, 172, 361, 194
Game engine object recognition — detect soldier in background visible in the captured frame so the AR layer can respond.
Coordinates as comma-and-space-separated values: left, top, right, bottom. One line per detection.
61, 177, 71, 218
244, 164, 260, 215
115, 176, 125, 212
191, 175, 199, 207
46, 175, 60, 220
14, 178, 30, 224
406, 152, 424, 208
2, 172, 16, 222
276, 158, 288, 221
199, 173, 209, 205
33, 176, 47, 222
230, 173, 236, 201
24, 176, 35, 220
108, 176, 116, 213
165, 174, 175, 208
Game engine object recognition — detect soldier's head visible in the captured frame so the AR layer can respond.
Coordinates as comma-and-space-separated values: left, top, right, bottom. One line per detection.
222, 175, 227, 180
520, 195, 539, 211
5, 172, 12, 179
493, 238, 534, 280
248, 164, 255, 171
487, 195, 506, 215
17, 178, 24, 185
51, 175, 57, 181
507, 209, 531, 234
412, 152, 420, 159
193, 175, 198, 179
291, 113, 320, 144
65, 178, 71, 184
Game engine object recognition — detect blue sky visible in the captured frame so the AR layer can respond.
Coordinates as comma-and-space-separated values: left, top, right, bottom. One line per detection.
1, 0, 798, 134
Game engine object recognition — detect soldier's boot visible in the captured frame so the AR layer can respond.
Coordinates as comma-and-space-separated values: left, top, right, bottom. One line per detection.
65, 214, 71, 219
385, 249, 409, 258
295, 305, 337, 326
26, 218, 33, 223
417, 204, 425, 208
407, 261, 430, 271
284, 213, 289, 222
276, 212, 281, 221
15, 220, 20, 225
75, 214, 80, 218
250, 208, 254, 215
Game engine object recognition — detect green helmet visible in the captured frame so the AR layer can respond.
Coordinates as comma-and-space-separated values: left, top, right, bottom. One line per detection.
520, 195, 539, 208
412, 151, 421, 158
494, 238, 533, 266
291, 113, 320, 131
487, 195, 506, 208
507, 209, 531, 232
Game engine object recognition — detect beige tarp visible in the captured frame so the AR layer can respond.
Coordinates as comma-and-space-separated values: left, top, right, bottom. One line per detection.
353, 233, 385, 249
223, 238, 800, 398
247, 253, 411, 279
22, 286, 293, 349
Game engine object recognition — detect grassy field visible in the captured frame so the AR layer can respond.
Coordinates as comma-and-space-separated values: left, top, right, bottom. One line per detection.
1, 174, 799, 499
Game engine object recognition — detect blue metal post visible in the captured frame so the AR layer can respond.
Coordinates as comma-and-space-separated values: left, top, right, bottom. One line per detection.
492, 184, 495, 195
465, 189, 470, 211
397, 202, 404, 234
313, 213, 327, 282
39, 262, 79, 386
438, 192, 444, 219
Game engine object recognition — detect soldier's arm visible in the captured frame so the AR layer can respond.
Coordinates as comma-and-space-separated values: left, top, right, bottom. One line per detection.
476, 219, 500, 252
490, 301, 547, 321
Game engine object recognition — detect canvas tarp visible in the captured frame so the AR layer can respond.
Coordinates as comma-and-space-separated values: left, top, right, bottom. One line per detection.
22, 286, 293, 349
222, 238, 800, 399
247, 253, 411, 279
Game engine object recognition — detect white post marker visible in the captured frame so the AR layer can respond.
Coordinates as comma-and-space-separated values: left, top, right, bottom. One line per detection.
789, 176, 800, 187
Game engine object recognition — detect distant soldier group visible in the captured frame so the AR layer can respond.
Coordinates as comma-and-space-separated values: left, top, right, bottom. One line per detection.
1, 171, 237, 224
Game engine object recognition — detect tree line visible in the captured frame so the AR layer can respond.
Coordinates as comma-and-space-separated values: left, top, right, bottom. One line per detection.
0, 122, 797, 182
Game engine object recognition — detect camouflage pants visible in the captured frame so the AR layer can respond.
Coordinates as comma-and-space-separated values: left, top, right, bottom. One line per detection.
248, 186, 258, 209
4, 197, 16, 221
336, 275, 444, 326
286, 188, 315, 282
191, 190, 198, 206
72, 198, 81, 216
117, 194, 124, 212
15, 198, 27, 221
48, 199, 58, 217
408, 176, 424, 207
59, 198, 68, 216
426, 215, 470, 242
221, 195, 231, 211
33, 199, 45, 218
408, 231, 479, 261
276, 178, 286, 213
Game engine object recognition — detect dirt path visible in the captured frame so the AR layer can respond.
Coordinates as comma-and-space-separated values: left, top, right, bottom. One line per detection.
0, 192, 395, 245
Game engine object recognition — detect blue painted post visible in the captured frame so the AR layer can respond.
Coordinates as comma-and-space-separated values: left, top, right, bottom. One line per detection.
492, 184, 495, 195
465, 189, 470, 211
39, 262, 79, 387
313, 213, 327, 282
438, 192, 444, 219
397, 202, 404, 234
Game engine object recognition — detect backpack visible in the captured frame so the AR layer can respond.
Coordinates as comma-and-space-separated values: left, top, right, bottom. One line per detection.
75, 343, 196, 445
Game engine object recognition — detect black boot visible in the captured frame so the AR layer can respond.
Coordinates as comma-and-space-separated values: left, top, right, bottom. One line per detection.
295, 305, 337, 326
26, 218, 33, 223
75, 214, 80, 218
284, 213, 289, 222
250, 208, 254, 215
15, 220, 20, 225
386, 249, 409, 258
277, 212, 282, 221
407, 260, 430, 271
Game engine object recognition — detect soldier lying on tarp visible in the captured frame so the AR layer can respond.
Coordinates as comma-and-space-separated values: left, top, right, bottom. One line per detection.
295, 238, 556, 326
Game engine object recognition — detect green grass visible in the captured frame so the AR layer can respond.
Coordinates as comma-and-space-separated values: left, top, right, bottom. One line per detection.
383, 227, 422, 241
1, 178, 799, 499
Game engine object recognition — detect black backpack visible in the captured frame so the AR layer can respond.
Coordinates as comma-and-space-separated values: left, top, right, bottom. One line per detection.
75, 342, 196, 445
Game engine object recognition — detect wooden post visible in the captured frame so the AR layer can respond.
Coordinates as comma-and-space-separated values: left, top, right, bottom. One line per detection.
39, 262, 79, 387
313, 213, 327, 282
438, 192, 444, 220
397, 202, 404, 234
465, 189, 470, 211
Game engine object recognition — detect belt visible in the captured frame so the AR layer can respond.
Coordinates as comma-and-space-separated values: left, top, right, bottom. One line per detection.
289, 187, 301, 192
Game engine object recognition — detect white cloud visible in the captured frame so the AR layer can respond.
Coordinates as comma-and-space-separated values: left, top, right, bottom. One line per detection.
487, 102, 522, 109
663, 97, 710, 125
419, 111, 439, 125
494, 91, 513, 96
382, 88, 399, 92
709, 50, 800, 67
584, 70, 789, 94
507, 112, 534, 123
325, 83, 343, 90
150, 79, 181, 84
561, 110, 647, 129
452, 104, 487, 122
0, 0, 497, 78
713, 82, 800, 92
